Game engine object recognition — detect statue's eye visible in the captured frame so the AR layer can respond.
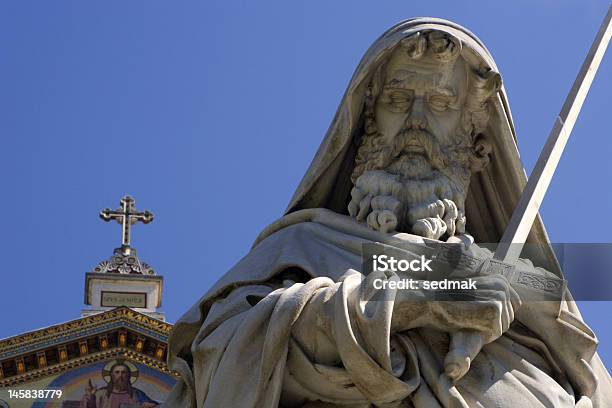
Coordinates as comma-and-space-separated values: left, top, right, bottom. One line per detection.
428, 94, 451, 112
385, 90, 413, 112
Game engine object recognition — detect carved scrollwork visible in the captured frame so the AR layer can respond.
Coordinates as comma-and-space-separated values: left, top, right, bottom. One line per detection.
92, 248, 155, 275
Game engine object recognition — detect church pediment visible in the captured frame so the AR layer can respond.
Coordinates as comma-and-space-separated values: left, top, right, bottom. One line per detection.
0, 307, 177, 387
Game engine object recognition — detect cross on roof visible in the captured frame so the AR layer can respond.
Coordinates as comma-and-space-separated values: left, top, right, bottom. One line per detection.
100, 196, 154, 247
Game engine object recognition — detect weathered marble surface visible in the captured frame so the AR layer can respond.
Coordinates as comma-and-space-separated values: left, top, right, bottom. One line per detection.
162, 18, 612, 407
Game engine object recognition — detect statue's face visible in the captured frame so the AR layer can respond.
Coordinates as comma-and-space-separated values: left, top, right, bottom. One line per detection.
348, 46, 474, 239
374, 50, 468, 175
349, 33, 497, 239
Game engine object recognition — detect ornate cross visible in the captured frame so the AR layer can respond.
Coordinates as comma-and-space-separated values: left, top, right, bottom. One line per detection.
100, 196, 154, 247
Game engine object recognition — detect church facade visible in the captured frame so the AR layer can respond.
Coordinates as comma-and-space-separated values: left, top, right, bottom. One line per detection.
0, 197, 178, 407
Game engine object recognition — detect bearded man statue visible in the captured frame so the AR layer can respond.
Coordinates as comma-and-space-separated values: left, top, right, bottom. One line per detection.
162, 18, 612, 407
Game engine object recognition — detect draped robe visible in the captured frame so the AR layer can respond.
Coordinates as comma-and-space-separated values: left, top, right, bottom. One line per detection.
162, 210, 612, 407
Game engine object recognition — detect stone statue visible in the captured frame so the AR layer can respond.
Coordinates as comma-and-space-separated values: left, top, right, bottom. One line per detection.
162, 18, 612, 407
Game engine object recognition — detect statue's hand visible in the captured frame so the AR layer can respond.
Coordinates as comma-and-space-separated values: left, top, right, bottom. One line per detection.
392, 274, 520, 381
428, 275, 520, 340
432, 274, 521, 382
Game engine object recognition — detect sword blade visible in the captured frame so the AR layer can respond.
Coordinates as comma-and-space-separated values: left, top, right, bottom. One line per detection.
494, 5, 612, 264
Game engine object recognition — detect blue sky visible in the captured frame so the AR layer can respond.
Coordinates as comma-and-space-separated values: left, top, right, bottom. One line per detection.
1, 0, 611, 370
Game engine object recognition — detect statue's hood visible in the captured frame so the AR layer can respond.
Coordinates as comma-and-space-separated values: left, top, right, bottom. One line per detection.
285, 18, 558, 272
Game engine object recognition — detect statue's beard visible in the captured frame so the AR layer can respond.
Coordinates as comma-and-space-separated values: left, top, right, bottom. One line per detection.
386, 128, 445, 180
349, 127, 472, 239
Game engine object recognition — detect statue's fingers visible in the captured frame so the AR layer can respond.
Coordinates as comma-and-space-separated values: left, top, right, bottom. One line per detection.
429, 216, 447, 240
350, 186, 364, 202
412, 217, 445, 239
348, 201, 358, 218
386, 196, 402, 214
508, 284, 522, 313
444, 215, 456, 238
371, 195, 402, 214
502, 289, 520, 331
367, 211, 380, 231
442, 199, 458, 218
377, 210, 397, 233
357, 194, 373, 221
370, 195, 383, 211
491, 301, 507, 337
476, 278, 520, 330
456, 214, 466, 234
348, 188, 364, 217
497, 284, 516, 331
431, 200, 445, 218
499, 299, 511, 333
444, 330, 485, 382
406, 202, 432, 224
442, 199, 458, 237
412, 218, 433, 238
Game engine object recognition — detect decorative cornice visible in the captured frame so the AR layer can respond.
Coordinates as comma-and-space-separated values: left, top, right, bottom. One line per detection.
0, 348, 179, 388
0, 308, 172, 358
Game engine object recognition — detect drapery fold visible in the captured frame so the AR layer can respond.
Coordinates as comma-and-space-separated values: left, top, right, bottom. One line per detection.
162, 211, 610, 407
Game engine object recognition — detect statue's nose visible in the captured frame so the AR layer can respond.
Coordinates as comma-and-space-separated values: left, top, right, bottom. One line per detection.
406, 96, 428, 130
